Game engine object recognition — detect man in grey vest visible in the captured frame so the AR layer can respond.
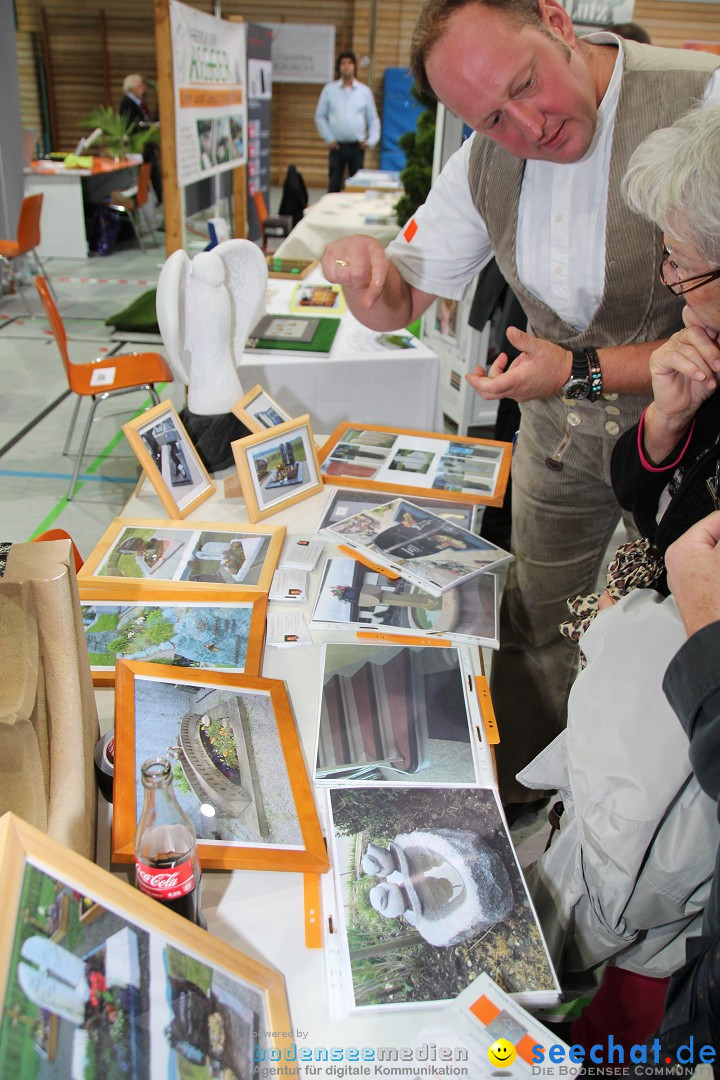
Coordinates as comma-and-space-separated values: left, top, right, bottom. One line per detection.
321, 0, 720, 816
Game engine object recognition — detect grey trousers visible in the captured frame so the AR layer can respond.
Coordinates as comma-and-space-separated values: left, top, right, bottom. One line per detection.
490, 392, 648, 804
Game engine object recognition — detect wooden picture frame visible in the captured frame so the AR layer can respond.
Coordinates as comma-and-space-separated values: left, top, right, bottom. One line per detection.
0, 813, 296, 1075
78, 582, 267, 687
113, 662, 329, 873
231, 414, 324, 523
122, 400, 215, 519
79, 517, 285, 595
317, 422, 512, 508
231, 384, 293, 434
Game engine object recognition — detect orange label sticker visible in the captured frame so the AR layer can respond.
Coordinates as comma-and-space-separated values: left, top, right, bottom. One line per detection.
403, 218, 418, 243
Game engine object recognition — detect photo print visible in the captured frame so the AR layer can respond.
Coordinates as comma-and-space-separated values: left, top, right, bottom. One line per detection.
317, 487, 477, 534
232, 415, 322, 522
318, 424, 512, 506
87, 521, 280, 590
232, 385, 292, 434
0, 860, 270, 1079
323, 498, 511, 594
132, 677, 303, 849
311, 556, 499, 647
316, 642, 482, 784
80, 597, 264, 683
326, 786, 557, 1008
123, 402, 214, 518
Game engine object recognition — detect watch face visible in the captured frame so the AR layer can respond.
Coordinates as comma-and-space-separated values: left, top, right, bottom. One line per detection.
563, 378, 590, 400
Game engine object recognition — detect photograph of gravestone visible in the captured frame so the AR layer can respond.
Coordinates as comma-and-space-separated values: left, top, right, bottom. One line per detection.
327, 786, 557, 1008
140, 417, 194, 489
316, 643, 480, 784
81, 601, 255, 674
132, 676, 304, 847
312, 557, 499, 647
251, 435, 309, 505
0, 863, 268, 1078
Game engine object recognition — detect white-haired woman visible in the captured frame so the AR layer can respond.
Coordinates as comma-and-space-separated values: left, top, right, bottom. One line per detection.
521, 105, 720, 1054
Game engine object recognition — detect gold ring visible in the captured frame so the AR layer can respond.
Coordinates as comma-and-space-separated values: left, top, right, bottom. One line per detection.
335, 258, 349, 268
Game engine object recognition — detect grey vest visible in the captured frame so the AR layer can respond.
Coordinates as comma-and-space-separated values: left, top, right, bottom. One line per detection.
468, 40, 718, 351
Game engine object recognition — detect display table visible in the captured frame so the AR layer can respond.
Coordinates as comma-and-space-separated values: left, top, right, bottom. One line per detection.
240, 272, 443, 432
275, 192, 401, 261
344, 168, 404, 193
24, 159, 140, 258
95, 471, 475, 1061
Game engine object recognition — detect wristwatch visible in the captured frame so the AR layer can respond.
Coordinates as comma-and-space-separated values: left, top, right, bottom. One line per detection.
561, 347, 602, 402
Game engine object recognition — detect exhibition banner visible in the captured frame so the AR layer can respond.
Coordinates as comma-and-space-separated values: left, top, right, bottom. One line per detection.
170, 0, 247, 187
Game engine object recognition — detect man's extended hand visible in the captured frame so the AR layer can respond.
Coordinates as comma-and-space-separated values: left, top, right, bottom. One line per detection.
322, 235, 391, 311
466, 326, 572, 403
666, 511, 720, 637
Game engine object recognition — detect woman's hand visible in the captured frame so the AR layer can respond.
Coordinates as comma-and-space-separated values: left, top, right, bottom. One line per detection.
642, 312, 720, 464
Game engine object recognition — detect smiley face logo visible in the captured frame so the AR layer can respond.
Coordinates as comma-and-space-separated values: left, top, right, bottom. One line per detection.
488, 1039, 517, 1069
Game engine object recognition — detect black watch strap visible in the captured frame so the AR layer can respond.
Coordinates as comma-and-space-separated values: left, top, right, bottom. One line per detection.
570, 347, 603, 402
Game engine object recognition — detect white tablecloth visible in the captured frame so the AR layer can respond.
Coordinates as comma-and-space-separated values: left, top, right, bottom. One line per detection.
95, 476, 471, 1065
239, 274, 443, 433
275, 192, 401, 261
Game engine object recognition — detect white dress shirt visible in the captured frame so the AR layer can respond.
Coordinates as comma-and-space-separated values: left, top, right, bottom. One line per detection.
387, 37, 720, 331
315, 78, 381, 147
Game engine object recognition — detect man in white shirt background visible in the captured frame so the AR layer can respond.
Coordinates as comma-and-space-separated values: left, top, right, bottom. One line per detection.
314, 51, 381, 192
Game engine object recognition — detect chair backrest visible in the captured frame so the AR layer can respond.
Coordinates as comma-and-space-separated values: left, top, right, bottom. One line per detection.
31, 529, 84, 571
34, 276, 72, 381
136, 162, 152, 209
17, 194, 43, 254
253, 189, 269, 227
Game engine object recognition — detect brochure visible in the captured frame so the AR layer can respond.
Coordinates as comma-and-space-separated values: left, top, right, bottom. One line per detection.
289, 282, 345, 315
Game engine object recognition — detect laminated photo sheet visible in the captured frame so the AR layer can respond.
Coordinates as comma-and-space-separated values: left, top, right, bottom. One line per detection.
313, 642, 496, 787
320, 429, 507, 500
317, 486, 478, 535
320, 497, 512, 596
320, 784, 560, 1015
310, 555, 500, 649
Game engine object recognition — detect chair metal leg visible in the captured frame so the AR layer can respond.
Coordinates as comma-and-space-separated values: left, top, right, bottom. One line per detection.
139, 205, 158, 246
63, 395, 82, 455
128, 211, 146, 253
67, 397, 98, 500
149, 385, 160, 405
32, 251, 59, 303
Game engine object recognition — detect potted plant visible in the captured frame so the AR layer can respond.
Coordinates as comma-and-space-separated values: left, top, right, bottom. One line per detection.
82, 106, 159, 160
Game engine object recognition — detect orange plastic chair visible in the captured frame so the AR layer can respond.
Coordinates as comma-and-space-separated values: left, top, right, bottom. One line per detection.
0, 193, 58, 304
31, 528, 84, 572
35, 275, 174, 501
107, 163, 158, 251
253, 189, 291, 254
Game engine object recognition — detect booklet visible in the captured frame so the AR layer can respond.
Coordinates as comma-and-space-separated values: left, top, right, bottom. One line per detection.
320, 497, 512, 596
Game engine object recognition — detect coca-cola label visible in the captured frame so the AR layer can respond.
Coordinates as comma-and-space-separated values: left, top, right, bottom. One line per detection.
135, 857, 196, 901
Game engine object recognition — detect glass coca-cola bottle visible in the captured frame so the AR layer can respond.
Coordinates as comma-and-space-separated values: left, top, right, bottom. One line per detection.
135, 757, 206, 928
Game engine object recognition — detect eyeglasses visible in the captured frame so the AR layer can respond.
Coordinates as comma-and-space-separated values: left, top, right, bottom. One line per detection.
660, 239, 720, 296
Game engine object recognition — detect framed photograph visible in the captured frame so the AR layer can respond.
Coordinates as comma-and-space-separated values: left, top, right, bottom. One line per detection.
113, 662, 329, 873
311, 555, 500, 648
0, 813, 295, 1077
289, 283, 345, 315
315, 641, 494, 785
317, 423, 512, 508
317, 486, 478, 534
77, 583, 266, 687
231, 385, 293, 434
122, 401, 215, 519
79, 518, 285, 595
324, 786, 559, 1010
231, 414, 324, 523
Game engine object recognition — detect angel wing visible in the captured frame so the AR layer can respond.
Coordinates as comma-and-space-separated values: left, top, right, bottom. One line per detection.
156, 249, 192, 385
214, 239, 268, 365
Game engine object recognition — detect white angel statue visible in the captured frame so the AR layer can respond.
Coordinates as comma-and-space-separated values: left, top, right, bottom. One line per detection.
156, 239, 268, 415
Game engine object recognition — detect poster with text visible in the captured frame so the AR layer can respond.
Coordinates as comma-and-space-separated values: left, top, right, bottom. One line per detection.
170, 0, 247, 187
